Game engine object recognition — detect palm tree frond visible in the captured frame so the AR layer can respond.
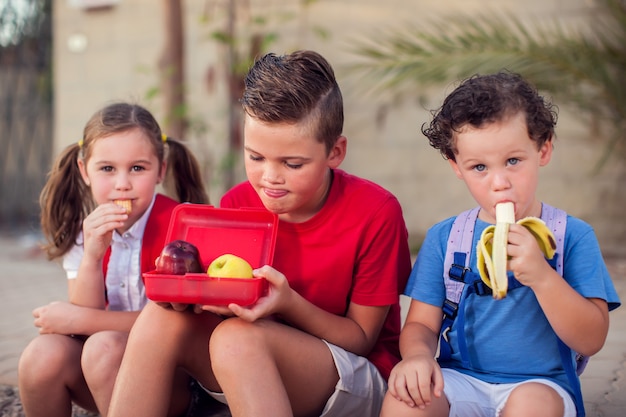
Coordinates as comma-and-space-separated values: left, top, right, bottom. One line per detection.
345, 0, 626, 166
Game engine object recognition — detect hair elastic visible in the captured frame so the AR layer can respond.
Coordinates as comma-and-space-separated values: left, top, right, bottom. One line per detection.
161, 134, 168, 143
78, 139, 84, 148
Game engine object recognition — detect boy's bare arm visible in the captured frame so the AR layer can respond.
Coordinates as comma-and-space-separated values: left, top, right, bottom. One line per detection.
219, 265, 390, 356
281, 288, 390, 356
400, 300, 441, 359
531, 267, 609, 356
507, 224, 610, 355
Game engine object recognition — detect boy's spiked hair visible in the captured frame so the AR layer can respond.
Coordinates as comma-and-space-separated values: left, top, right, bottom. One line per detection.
241, 50, 344, 154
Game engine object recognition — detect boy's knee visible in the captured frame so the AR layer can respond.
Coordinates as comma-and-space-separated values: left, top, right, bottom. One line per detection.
138, 303, 199, 342
504, 382, 564, 416
210, 318, 253, 345
209, 318, 265, 363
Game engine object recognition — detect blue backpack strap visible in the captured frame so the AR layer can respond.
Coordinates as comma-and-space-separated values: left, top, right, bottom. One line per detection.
443, 207, 480, 303
441, 207, 508, 367
440, 207, 479, 364
541, 203, 566, 276
542, 204, 585, 417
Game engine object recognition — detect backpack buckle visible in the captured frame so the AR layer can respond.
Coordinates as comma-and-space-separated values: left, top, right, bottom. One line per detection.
449, 263, 470, 282
471, 279, 492, 296
442, 299, 459, 319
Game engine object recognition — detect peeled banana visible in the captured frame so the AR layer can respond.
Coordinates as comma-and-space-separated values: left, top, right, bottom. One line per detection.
476, 202, 557, 299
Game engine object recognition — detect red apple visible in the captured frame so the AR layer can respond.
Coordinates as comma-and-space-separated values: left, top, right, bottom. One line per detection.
155, 240, 203, 275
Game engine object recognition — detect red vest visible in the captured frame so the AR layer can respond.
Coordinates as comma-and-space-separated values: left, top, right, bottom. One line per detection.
102, 194, 179, 281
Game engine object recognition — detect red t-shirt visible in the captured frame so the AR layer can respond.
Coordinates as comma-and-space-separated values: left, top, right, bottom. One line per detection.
220, 169, 411, 379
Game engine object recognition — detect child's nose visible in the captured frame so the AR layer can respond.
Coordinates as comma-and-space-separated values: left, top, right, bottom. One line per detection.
115, 173, 132, 190
491, 171, 511, 191
262, 165, 283, 184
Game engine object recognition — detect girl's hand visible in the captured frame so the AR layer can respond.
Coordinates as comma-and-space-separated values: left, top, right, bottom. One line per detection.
386, 354, 444, 409
201, 265, 292, 321
81, 203, 128, 261
32, 301, 84, 335
507, 223, 555, 287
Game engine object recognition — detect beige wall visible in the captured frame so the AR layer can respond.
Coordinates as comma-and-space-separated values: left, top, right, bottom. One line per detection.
54, 0, 625, 254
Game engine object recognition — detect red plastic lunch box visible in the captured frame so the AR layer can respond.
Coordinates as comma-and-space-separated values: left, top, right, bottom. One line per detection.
143, 204, 278, 306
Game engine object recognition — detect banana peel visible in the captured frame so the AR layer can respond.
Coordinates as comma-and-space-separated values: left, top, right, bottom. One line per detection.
476, 203, 557, 299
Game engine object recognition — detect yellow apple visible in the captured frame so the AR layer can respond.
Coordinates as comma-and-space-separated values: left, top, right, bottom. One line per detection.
207, 254, 254, 279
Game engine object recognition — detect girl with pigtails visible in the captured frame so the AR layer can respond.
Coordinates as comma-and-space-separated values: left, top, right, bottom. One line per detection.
18, 102, 209, 417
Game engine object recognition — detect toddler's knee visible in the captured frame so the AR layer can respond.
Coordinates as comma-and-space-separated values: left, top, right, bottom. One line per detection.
381, 390, 449, 417
504, 382, 564, 417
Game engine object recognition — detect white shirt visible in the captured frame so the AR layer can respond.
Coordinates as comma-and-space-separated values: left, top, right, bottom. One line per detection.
63, 195, 157, 311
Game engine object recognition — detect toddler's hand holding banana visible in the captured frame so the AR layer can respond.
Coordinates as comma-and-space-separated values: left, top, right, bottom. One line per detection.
476, 202, 557, 300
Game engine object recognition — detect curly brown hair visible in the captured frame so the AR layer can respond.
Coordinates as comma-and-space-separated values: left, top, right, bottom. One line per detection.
422, 71, 558, 161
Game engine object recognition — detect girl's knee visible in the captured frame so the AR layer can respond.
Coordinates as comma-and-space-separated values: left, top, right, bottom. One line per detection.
82, 331, 127, 373
19, 335, 80, 385
504, 382, 564, 416
83, 331, 127, 354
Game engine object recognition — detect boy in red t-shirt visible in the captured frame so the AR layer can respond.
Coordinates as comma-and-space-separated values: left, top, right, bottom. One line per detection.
108, 50, 411, 417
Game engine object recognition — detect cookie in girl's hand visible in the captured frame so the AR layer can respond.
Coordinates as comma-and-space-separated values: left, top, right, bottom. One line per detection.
114, 199, 132, 214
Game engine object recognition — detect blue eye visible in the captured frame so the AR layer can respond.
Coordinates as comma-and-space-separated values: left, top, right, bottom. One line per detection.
508, 158, 520, 166
249, 154, 263, 162
474, 164, 486, 172
286, 162, 303, 169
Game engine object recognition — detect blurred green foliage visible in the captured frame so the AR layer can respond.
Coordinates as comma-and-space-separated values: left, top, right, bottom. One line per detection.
347, 0, 626, 171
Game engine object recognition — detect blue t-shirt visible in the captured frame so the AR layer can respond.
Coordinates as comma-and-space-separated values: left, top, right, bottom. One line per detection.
405, 210, 620, 398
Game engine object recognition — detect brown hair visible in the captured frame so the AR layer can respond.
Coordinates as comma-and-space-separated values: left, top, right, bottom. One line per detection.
240, 50, 344, 153
39, 102, 209, 260
422, 71, 557, 161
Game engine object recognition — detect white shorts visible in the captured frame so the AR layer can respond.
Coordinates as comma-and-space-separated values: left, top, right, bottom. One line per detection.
201, 340, 387, 417
441, 368, 576, 417
319, 340, 387, 417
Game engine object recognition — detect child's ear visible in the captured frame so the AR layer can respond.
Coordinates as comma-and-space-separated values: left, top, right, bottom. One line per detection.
448, 158, 463, 180
156, 160, 167, 184
77, 158, 90, 186
539, 140, 553, 166
327, 136, 347, 168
